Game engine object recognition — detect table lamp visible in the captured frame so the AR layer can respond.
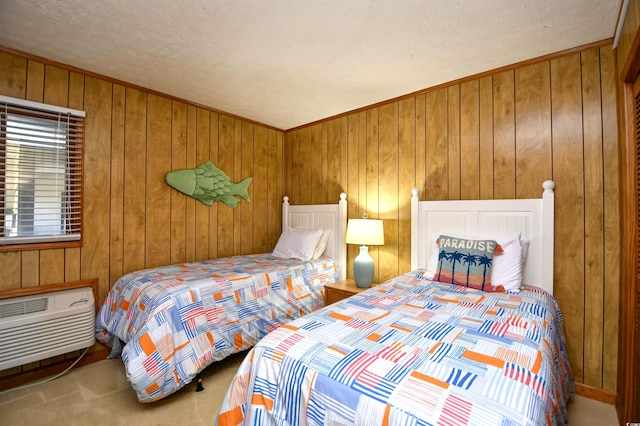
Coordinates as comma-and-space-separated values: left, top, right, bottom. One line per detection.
345, 214, 384, 288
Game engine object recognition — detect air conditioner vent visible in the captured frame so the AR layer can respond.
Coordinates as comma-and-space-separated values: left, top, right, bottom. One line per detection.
0, 298, 48, 319
0, 287, 95, 371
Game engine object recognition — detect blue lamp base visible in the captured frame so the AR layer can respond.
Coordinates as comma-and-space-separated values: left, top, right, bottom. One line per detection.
353, 245, 374, 288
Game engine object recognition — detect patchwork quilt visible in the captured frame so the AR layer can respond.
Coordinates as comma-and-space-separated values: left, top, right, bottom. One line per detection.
216, 272, 574, 426
95, 254, 337, 402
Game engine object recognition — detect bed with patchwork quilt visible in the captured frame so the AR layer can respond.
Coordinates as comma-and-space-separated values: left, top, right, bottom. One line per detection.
96, 194, 347, 402
96, 254, 338, 402
216, 272, 573, 425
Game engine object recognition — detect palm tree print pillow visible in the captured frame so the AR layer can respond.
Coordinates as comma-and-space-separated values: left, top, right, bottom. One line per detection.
434, 235, 504, 292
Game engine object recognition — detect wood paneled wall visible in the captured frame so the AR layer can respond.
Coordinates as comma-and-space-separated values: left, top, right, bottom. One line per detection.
285, 45, 620, 393
0, 50, 285, 370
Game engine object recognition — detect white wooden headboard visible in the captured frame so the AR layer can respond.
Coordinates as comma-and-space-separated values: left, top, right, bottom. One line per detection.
411, 181, 555, 294
282, 193, 347, 280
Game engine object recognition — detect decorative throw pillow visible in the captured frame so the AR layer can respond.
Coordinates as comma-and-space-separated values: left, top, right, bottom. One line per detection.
312, 229, 331, 258
434, 235, 503, 291
425, 231, 525, 291
272, 228, 322, 261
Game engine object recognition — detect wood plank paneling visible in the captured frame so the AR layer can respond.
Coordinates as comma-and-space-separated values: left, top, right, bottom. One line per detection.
253, 126, 268, 253
415, 94, 426, 196
195, 108, 210, 261
21, 251, 39, 287
110, 85, 125, 285
515, 62, 552, 199
25, 60, 44, 103
378, 102, 398, 281
479, 77, 494, 200
123, 88, 146, 274
460, 80, 479, 200
299, 127, 312, 205
208, 113, 219, 260
185, 105, 197, 262
493, 71, 516, 199
358, 111, 367, 224
233, 119, 242, 255
327, 119, 341, 202
170, 102, 187, 264
398, 97, 415, 274
267, 129, 279, 250
67, 72, 85, 110
425, 89, 448, 200
240, 121, 253, 255
43, 65, 68, 108
338, 117, 348, 203
447, 85, 461, 200
285, 131, 297, 201
581, 48, 605, 388
365, 108, 380, 283
0, 52, 26, 98
146, 94, 172, 268
284, 45, 619, 395
275, 130, 284, 244
39, 249, 64, 286
217, 115, 234, 258
0, 252, 20, 290
551, 53, 586, 383
82, 77, 112, 298
321, 122, 330, 203
311, 124, 323, 205
346, 113, 360, 275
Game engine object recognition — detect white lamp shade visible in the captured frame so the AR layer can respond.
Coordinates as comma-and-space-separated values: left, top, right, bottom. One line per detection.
345, 218, 384, 246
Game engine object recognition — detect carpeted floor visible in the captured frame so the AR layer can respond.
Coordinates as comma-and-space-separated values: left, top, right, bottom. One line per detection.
0, 352, 620, 426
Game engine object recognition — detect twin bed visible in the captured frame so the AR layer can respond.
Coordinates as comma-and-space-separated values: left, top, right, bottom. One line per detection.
95, 193, 347, 402
96, 182, 574, 425
215, 181, 574, 426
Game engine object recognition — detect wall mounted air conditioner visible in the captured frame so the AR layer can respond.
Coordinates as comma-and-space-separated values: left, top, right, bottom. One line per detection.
0, 287, 95, 371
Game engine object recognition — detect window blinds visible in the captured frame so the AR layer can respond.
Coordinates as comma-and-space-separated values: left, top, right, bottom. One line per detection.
0, 95, 85, 246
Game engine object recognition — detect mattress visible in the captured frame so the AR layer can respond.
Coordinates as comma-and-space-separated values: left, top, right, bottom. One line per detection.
95, 253, 338, 402
216, 272, 574, 425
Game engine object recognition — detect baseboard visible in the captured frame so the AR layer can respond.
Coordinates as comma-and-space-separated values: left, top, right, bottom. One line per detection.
574, 382, 617, 404
0, 348, 111, 392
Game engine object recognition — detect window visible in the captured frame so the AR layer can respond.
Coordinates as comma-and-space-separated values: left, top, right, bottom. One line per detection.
0, 95, 84, 249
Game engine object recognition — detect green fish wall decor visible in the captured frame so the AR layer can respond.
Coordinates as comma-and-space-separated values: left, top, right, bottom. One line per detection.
165, 161, 252, 208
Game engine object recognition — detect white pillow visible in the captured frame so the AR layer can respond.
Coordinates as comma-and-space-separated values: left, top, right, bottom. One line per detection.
273, 228, 322, 261
491, 234, 524, 291
424, 231, 524, 291
312, 229, 331, 259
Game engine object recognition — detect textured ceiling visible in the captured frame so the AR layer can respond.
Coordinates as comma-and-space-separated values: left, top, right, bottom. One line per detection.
0, 0, 623, 130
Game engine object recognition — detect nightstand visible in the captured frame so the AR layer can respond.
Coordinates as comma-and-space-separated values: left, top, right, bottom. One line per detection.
324, 279, 375, 304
